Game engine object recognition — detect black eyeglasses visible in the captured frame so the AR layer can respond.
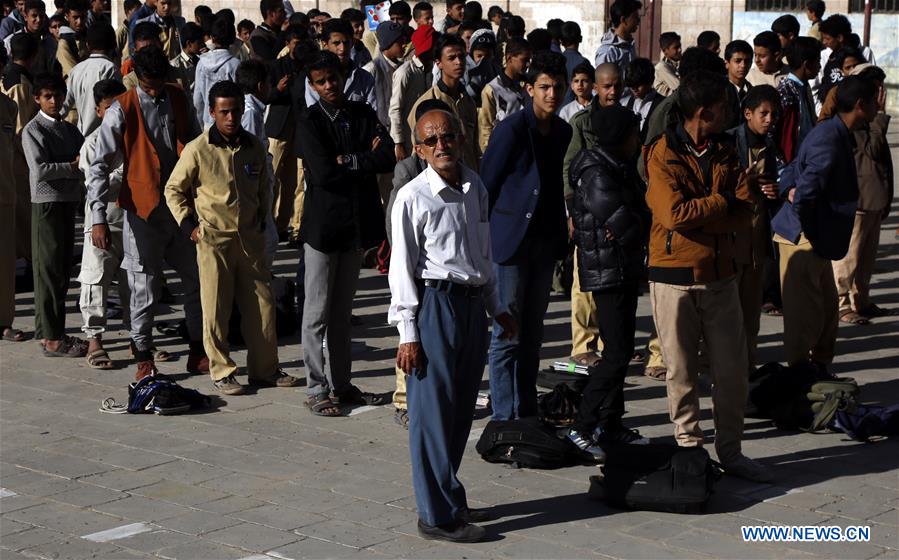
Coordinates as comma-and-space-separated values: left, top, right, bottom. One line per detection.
419, 133, 458, 147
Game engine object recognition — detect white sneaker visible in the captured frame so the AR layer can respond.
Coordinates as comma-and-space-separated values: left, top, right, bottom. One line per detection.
567, 429, 606, 462
723, 454, 773, 483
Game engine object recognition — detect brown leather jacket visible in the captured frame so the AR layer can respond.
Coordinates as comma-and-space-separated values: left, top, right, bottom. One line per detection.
645, 125, 753, 285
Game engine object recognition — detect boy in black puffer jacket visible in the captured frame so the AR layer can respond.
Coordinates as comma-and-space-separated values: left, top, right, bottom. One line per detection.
567, 104, 650, 460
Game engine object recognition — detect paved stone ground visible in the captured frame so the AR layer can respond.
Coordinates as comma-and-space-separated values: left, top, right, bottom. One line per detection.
2, 144, 898, 560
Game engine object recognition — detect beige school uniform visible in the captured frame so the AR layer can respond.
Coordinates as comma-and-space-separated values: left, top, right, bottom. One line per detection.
165, 128, 279, 382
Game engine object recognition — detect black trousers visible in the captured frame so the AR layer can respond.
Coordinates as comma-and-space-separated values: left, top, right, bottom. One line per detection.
573, 283, 639, 433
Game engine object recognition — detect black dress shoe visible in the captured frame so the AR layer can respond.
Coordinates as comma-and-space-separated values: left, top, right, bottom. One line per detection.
458, 507, 493, 523
417, 519, 486, 543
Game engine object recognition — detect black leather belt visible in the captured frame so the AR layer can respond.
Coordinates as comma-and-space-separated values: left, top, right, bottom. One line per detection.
422, 278, 484, 297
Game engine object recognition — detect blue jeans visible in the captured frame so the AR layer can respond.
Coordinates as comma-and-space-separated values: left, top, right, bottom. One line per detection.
488, 238, 556, 420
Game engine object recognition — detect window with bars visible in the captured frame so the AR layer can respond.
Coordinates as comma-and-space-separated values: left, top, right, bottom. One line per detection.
850, 0, 899, 12
745, 0, 805, 10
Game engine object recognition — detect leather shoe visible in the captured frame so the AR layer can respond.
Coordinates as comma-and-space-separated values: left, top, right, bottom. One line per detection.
458, 507, 493, 523
417, 519, 486, 543
186, 352, 210, 374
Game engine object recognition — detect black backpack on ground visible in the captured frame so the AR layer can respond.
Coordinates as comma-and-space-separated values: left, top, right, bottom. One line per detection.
750, 362, 859, 432
537, 383, 581, 427
476, 417, 587, 469
589, 444, 721, 513
537, 369, 588, 392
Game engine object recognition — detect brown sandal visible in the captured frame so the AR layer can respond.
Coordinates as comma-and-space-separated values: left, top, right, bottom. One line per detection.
839, 311, 870, 325
1, 327, 26, 342
644, 366, 667, 380
86, 349, 115, 369
305, 394, 342, 417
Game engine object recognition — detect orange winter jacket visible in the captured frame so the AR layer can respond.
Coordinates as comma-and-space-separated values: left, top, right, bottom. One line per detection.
645, 125, 753, 285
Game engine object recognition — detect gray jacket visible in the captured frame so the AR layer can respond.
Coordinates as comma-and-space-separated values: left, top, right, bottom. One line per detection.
193, 48, 240, 127
21, 112, 84, 203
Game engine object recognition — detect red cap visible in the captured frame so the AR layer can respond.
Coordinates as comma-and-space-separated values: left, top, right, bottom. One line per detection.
411, 24, 434, 57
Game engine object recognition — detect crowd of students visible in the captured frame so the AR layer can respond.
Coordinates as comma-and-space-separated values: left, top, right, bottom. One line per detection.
0, 0, 892, 544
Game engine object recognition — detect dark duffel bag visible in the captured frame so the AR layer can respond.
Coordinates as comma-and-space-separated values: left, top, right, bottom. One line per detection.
589, 444, 721, 513
476, 417, 587, 469
537, 369, 588, 392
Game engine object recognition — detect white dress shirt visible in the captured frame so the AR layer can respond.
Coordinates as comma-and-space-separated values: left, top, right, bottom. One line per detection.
388, 164, 503, 344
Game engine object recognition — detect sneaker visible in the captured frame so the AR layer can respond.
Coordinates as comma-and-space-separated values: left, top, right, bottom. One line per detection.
594, 425, 650, 446
249, 369, 302, 388
186, 352, 210, 374
722, 454, 773, 483
213, 374, 246, 396
567, 429, 606, 462
394, 408, 409, 429
417, 519, 486, 543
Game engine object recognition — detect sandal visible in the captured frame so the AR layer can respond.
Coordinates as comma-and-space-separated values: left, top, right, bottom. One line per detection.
394, 408, 409, 429
43, 337, 88, 358
644, 366, 667, 380
305, 394, 342, 417
570, 352, 601, 367
840, 311, 870, 325
1, 327, 26, 342
86, 349, 114, 370
761, 303, 783, 316
335, 385, 391, 406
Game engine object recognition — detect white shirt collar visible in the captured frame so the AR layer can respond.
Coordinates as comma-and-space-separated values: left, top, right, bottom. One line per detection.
425, 164, 471, 196
39, 110, 60, 123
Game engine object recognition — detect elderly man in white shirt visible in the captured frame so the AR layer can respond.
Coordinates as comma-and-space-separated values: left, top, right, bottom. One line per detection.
388, 109, 516, 544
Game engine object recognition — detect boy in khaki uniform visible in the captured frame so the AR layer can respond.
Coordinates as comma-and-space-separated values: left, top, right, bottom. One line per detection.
165, 80, 300, 396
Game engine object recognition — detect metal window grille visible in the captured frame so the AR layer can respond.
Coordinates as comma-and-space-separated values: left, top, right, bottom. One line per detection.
850, 0, 899, 12
745, 0, 805, 10
746, 0, 808, 12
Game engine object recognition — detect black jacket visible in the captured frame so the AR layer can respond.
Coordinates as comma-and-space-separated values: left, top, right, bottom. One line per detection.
264, 56, 305, 139
569, 147, 648, 292
295, 100, 395, 252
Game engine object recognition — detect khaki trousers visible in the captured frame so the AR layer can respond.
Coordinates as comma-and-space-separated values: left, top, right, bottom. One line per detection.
197, 230, 279, 381
736, 263, 764, 371
0, 204, 14, 327
393, 365, 407, 409
269, 136, 297, 233
833, 210, 881, 314
570, 253, 602, 356
650, 278, 748, 463
776, 234, 838, 366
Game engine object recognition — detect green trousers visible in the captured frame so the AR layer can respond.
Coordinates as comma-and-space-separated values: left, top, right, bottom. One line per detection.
32, 202, 76, 340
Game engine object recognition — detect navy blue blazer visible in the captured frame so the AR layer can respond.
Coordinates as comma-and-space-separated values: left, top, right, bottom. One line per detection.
481, 104, 572, 264
772, 115, 859, 261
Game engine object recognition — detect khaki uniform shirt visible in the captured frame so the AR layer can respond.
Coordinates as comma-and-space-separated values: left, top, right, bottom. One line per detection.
165, 127, 269, 238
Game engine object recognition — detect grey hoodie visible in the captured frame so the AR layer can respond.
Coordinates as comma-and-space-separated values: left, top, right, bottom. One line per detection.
593, 28, 635, 81
193, 48, 240, 127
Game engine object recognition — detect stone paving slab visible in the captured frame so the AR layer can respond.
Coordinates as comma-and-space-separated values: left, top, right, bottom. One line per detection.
1, 154, 898, 559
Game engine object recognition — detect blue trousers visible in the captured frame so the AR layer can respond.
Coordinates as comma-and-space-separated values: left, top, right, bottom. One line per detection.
408, 287, 487, 526
488, 239, 556, 420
